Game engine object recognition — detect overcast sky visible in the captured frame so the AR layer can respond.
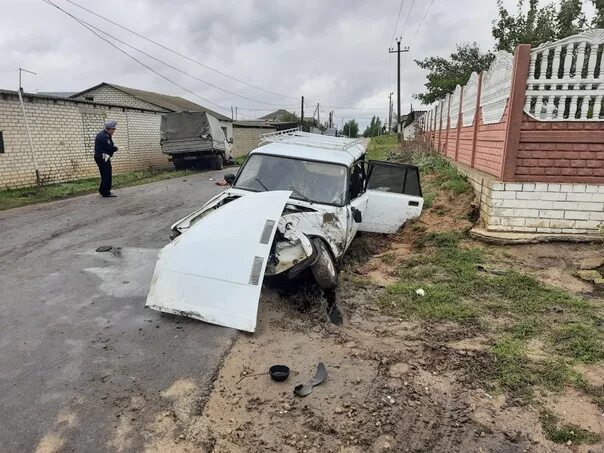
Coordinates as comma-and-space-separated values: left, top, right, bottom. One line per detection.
0, 0, 562, 128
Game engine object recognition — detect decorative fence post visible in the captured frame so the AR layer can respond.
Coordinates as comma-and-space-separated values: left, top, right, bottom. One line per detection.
443, 94, 451, 155
448, 85, 462, 161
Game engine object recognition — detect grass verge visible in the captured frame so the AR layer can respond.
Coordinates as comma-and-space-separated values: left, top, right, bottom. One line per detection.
0, 168, 197, 211
366, 134, 398, 161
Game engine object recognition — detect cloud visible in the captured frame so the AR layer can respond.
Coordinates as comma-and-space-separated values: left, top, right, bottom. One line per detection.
0, 0, 520, 127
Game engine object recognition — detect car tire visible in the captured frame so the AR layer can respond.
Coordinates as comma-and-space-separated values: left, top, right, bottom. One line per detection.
311, 240, 338, 289
173, 157, 187, 170
213, 153, 224, 170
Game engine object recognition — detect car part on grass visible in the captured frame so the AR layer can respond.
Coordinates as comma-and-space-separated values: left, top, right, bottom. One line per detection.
269, 365, 290, 382
294, 362, 327, 397
95, 246, 112, 252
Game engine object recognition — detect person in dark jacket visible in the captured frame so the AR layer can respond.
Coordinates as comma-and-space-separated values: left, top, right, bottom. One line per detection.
94, 120, 119, 197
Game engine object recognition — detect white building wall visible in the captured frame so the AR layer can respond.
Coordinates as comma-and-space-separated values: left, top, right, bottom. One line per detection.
0, 92, 169, 190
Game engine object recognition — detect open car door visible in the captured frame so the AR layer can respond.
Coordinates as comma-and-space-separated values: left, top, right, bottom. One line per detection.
358, 161, 423, 234
145, 190, 291, 332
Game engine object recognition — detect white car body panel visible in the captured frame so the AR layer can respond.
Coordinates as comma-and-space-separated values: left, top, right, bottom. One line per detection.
359, 190, 424, 234
145, 190, 292, 332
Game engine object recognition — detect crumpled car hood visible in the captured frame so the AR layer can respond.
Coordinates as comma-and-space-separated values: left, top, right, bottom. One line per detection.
145, 190, 292, 332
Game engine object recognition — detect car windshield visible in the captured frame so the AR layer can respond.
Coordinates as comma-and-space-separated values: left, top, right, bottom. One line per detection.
235, 154, 348, 205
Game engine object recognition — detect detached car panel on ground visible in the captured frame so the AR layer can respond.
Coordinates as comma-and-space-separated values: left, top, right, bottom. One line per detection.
145, 190, 291, 332
146, 130, 424, 331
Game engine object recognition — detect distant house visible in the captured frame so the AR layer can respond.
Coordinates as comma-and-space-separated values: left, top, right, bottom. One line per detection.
260, 109, 298, 122
70, 83, 233, 140
402, 110, 426, 139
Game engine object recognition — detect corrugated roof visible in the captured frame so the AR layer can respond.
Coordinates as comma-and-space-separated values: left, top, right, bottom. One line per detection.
70, 83, 232, 121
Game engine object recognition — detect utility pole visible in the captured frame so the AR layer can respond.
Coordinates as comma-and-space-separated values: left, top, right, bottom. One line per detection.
235, 106, 238, 120
317, 103, 320, 127
18, 67, 40, 187
300, 96, 304, 130
231, 106, 234, 120
389, 38, 409, 141
388, 92, 393, 133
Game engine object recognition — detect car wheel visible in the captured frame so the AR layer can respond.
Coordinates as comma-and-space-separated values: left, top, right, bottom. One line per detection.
311, 240, 338, 289
173, 157, 187, 170
214, 153, 224, 170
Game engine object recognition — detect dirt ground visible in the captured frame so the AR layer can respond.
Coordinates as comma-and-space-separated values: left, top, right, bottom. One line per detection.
140, 175, 604, 452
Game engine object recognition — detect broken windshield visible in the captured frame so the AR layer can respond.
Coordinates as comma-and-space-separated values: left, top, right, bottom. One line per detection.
235, 154, 347, 206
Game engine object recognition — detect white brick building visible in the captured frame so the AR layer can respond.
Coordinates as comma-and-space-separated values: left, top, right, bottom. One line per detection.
0, 83, 234, 189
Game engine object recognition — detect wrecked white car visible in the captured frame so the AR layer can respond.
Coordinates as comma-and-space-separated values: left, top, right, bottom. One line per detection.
146, 130, 423, 332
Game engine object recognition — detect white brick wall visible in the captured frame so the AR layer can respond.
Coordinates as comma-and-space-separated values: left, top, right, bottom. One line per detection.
455, 161, 603, 235
0, 92, 170, 189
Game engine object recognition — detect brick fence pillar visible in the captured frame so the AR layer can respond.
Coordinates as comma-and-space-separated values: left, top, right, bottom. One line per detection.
501, 44, 531, 180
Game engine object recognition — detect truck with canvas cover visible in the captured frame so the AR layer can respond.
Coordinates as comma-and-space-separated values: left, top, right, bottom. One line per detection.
160, 111, 231, 170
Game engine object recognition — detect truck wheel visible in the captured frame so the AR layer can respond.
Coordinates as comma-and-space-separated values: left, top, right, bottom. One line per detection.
311, 240, 338, 289
213, 153, 224, 170
173, 157, 187, 170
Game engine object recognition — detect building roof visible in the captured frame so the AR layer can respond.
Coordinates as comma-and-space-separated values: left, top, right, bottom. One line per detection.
36, 91, 76, 98
259, 109, 297, 121
70, 83, 232, 121
233, 120, 298, 130
0, 89, 161, 113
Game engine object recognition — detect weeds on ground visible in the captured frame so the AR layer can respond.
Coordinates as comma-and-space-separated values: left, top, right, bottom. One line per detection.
540, 410, 601, 444
379, 231, 603, 403
0, 168, 196, 210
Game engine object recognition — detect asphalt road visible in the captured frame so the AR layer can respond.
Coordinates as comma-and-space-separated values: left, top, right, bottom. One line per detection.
0, 170, 235, 452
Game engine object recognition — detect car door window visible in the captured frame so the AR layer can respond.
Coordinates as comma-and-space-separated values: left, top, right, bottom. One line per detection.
349, 161, 366, 200
366, 161, 422, 197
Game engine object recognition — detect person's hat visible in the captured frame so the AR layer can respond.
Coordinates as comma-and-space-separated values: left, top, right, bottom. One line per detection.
104, 120, 117, 129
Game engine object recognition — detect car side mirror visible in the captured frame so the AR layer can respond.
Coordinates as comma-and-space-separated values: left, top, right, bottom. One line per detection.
352, 207, 362, 223
228, 138, 233, 144
224, 173, 236, 185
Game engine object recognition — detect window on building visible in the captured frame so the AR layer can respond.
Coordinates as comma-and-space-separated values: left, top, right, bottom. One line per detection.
0, 131, 4, 153
85, 96, 94, 101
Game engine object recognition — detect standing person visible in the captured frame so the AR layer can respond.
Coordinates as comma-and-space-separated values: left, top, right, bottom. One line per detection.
94, 120, 119, 197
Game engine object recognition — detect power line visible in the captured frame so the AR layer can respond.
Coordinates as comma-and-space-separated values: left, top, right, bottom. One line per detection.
40, 0, 231, 112
399, 0, 416, 42
44, 0, 393, 115
390, 0, 405, 44
43, 0, 295, 108
408, 0, 435, 48
63, 0, 299, 101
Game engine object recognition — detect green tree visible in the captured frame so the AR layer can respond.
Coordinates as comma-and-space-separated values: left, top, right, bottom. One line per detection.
492, 0, 588, 53
363, 116, 382, 137
592, 0, 604, 27
414, 43, 494, 105
557, 0, 587, 38
343, 119, 359, 138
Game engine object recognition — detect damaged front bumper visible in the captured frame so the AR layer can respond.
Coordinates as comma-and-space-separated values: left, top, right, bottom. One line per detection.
266, 218, 319, 279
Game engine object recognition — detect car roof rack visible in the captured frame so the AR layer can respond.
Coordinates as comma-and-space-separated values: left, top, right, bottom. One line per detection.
260, 127, 364, 152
